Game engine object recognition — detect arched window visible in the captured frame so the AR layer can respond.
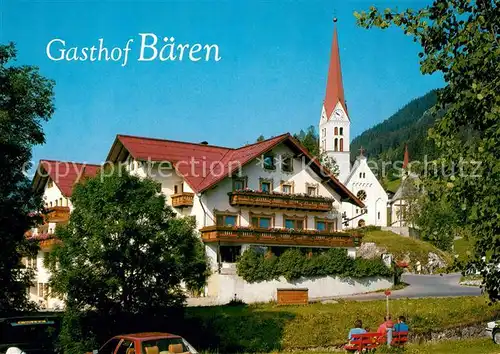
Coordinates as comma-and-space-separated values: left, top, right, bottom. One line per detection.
334, 127, 338, 135
334, 138, 338, 151
359, 172, 362, 178
340, 127, 344, 136
340, 138, 344, 152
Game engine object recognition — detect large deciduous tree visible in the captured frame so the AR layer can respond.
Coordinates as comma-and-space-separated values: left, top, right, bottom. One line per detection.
0, 43, 54, 312
355, 0, 499, 299
46, 167, 209, 350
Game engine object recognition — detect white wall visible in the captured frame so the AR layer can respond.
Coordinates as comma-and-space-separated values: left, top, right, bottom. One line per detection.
42, 179, 71, 209
206, 273, 392, 304
343, 157, 388, 227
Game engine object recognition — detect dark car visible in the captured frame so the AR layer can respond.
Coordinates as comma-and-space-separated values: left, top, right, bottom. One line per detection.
0, 314, 61, 354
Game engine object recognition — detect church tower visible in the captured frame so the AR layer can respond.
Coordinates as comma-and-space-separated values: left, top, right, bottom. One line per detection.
319, 21, 351, 183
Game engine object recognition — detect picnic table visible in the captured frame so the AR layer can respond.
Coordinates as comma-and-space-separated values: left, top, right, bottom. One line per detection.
344, 331, 408, 352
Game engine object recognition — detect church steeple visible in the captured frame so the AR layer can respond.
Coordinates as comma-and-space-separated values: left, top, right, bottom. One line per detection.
324, 19, 347, 119
402, 144, 410, 169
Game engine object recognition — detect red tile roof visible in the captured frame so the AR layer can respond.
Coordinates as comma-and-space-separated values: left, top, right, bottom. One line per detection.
33, 160, 101, 197
106, 133, 364, 207
324, 25, 347, 119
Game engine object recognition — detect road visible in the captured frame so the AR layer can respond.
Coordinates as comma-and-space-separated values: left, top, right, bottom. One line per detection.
315, 273, 482, 302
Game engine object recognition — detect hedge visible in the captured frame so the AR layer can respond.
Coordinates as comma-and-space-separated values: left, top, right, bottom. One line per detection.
236, 247, 393, 282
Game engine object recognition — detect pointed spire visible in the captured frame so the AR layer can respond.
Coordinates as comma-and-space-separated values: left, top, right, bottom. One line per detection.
402, 144, 410, 169
324, 18, 347, 119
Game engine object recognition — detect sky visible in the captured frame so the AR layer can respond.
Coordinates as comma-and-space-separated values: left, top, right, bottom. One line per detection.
2, 0, 444, 167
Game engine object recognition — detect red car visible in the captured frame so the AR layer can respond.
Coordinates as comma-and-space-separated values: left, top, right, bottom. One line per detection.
89, 332, 198, 354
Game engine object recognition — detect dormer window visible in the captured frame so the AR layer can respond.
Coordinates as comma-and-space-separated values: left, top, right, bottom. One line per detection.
281, 155, 293, 173
263, 152, 275, 170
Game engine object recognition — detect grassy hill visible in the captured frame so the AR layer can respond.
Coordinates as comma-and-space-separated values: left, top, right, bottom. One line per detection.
362, 229, 452, 267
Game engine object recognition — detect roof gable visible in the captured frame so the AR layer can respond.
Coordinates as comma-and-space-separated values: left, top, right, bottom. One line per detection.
33, 160, 101, 197
106, 133, 364, 207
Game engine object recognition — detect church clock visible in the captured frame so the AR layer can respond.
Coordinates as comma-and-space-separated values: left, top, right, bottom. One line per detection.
334, 109, 344, 119
357, 190, 367, 201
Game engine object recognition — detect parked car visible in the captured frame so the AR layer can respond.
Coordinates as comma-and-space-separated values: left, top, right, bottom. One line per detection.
89, 333, 198, 354
486, 320, 500, 344
0, 314, 61, 354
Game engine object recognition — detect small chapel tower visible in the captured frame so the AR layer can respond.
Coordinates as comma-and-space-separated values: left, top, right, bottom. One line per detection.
319, 19, 351, 182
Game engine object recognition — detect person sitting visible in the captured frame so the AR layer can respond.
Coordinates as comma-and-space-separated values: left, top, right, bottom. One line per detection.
377, 314, 394, 334
394, 315, 409, 332
348, 319, 367, 341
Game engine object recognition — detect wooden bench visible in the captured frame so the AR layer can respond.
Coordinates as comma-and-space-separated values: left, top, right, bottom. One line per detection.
344, 331, 408, 352
276, 288, 308, 305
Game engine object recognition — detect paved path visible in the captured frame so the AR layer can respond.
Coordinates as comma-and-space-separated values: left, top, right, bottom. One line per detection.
314, 273, 482, 302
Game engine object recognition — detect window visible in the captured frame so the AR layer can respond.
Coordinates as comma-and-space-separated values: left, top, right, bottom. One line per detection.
59, 198, 63, 206
281, 183, 292, 194
322, 128, 326, 137
49, 201, 52, 207
38, 283, 49, 298
251, 215, 273, 228
219, 246, 241, 263
216, 214, 237, 227
174, 185, 178, 194
340, 127, 344, 135
232, 178, 246, 191
307, 186, 317, 196
281, 155, 293, 172
315, 219, 337, 232
55, 200, 58, 206
340, 138, 344, 152
321, 139, 326, 151
47, 179, 53, 188
363, 173, 366, 178
334, 127, 338, 135
359, 172, 362, 178
116, 340, 134, 354
260, 180, 272, 193
334, 138, 338, 152
284, 216, 305, 230
99, 338, 121, 354
26, 257, 37, 270
263, 152, 275, 170
378, 212, 381, 220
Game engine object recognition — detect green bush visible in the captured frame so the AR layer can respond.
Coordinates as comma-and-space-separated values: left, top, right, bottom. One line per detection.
236, 248, 392, 282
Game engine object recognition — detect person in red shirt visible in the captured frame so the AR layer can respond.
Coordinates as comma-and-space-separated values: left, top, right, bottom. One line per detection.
377, 314, 394, 334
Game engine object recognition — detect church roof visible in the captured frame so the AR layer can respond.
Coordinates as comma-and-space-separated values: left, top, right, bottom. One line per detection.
106, 133, 364, 207
33, 160, 101, 197
324, 25, 347, 119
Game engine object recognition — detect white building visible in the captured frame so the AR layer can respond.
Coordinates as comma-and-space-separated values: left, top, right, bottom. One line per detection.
318, 24, 389, 227
27, 160, 100, 309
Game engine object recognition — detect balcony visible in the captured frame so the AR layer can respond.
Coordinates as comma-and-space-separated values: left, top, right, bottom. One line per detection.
44, 206, 70, 223
26, 232, 61, 250
171, 192, 194, 208
228, 190, 335, 212
200, 226, 361, 248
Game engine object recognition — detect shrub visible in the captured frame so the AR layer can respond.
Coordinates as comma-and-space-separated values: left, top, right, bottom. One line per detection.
237, 247, 392, 282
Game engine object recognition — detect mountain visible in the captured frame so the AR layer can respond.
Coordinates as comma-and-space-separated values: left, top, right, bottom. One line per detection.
351, 90, 439, 164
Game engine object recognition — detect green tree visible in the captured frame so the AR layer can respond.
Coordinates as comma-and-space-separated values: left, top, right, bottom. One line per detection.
46, 166, 209, 350
356, 0, 499, 299
256, 134, 265, 142
293, 125, 340, 177
0, 43, 55, 312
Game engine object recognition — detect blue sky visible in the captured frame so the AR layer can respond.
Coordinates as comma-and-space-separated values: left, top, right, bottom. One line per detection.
3, 0, 443, 166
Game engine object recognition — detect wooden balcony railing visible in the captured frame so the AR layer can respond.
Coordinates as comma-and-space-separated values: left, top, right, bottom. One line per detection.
171, 192, 195, 208
228, 191, 334, 211
200, 225, 362, 247
44, 206, 70, 223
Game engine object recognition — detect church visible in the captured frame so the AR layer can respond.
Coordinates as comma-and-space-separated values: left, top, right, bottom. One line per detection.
318, 22, 389, 228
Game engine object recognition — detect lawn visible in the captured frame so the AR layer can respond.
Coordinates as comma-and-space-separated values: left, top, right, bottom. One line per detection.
385, 178, 402, 194
282, 338, 498, 354
453, 237, 474, 261
183, 296, 499, 352
362, 230, 452, 267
